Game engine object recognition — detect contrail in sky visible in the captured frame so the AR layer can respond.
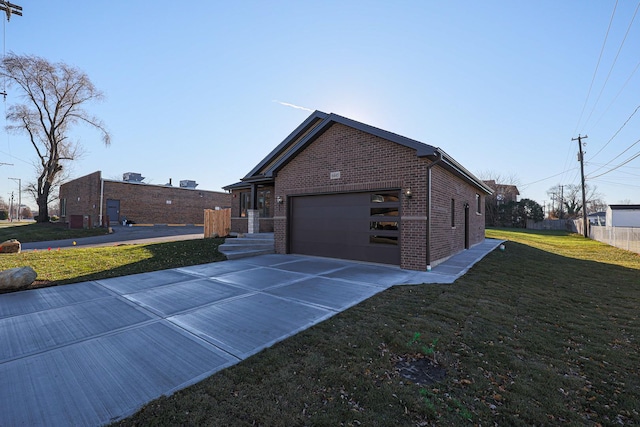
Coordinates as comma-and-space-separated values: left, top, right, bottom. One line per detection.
273, 100, 313, 112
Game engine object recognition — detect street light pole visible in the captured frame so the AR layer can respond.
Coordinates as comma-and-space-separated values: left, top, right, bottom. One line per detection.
8, 177, 20, 221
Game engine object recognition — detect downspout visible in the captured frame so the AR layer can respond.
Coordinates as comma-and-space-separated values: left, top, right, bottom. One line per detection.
426, 151, 443, 270
99, 176, 104, 227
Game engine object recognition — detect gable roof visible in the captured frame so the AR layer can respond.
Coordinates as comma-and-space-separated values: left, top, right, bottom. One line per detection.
224, 111, 492, 194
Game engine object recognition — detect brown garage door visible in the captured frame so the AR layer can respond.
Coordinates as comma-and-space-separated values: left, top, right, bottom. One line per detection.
289, 191, 400, 265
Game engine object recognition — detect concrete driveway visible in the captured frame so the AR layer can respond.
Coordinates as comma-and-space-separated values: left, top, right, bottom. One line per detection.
0, 239, 501, 426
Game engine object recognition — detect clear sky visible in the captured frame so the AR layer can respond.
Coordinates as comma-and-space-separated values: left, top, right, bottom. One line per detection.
0, 1, 639, 212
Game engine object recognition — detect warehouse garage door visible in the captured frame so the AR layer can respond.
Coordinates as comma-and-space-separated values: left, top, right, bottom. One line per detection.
289, 191, 400, 265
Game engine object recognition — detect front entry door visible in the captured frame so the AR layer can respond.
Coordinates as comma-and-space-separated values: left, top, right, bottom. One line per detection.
106, 199, 120, 224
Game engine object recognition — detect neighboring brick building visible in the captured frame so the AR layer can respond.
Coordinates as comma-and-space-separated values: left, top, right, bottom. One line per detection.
60, 171, 231, 227
483, 180, 520, 204
224, 111, 492, 271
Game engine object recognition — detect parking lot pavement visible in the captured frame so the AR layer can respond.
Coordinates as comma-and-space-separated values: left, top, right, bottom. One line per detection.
21, 225, 205, 250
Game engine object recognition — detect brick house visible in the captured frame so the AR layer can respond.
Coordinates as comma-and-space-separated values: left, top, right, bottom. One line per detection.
59, 171, 231, 227
482, 180, 520, 204
482, 180, 520, 226
224, 111, 492, 271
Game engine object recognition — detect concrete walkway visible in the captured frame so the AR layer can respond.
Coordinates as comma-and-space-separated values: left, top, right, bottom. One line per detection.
0, 239, 502, 426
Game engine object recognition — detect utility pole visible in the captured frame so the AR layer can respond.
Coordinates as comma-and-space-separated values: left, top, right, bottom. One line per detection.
0, 1, 22, 21
560, 185, 564, 219
8, 177, 20, 221
0, 1, 22, 99
572, 134, 589, 237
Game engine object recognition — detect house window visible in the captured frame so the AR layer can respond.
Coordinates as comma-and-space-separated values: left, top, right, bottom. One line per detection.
451, 198, 456, 227
258, 190, 271, 217
61, 198, 67, 217
476, 193, 481, 214
240, 192, 251, 217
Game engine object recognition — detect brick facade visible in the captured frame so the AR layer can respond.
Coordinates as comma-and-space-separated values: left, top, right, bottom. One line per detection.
226, 111, 489, 272
270, 123, 485, 270
60, 171, 232, 227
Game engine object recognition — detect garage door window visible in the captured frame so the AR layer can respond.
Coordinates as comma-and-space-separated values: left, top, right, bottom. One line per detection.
369, 191, 400, 245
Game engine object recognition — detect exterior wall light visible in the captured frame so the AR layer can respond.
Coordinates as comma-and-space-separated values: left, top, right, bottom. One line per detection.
276, 195, 284, 204
405, 188, 412, 199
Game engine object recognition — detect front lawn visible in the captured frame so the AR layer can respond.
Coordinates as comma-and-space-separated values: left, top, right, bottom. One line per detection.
0, 238, 225, 292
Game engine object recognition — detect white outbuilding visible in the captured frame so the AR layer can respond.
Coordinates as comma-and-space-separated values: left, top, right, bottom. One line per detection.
606, 205, 640, 227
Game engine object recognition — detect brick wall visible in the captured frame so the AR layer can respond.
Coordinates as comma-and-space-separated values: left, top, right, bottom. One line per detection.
429, 166, 486, 263
59, 171, 102, 226
272, 123, 485, 271
103, 181, 231, 224
274, 123, 429, 270
60, 171, 232, 226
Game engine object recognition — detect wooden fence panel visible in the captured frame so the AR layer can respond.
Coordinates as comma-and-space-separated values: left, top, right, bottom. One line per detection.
204, 208, 231, 238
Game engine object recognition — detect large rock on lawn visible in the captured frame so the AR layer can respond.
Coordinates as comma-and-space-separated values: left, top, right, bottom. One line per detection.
0, 267, 37, 291
0, 239, 21, 254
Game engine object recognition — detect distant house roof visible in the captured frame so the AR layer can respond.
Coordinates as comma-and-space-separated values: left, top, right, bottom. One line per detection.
224, 111, 493, 194
609, 204, 640, 210
483, 180, 520, 196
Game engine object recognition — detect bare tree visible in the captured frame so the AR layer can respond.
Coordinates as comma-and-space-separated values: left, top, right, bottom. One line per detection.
0, 53, 110, 222
546, 183, 602, 218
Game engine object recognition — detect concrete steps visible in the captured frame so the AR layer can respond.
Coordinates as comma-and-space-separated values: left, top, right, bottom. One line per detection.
218, 233, 275, 260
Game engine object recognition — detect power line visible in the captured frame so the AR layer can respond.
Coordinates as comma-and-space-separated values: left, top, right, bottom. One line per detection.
587, 103, 640, 162
588, 146, 640, 179
520, 166, 580, 188
590, 58, 640, 130
589, 137, 640, 176
573, 0, 618, 135
581, 1, 640, 132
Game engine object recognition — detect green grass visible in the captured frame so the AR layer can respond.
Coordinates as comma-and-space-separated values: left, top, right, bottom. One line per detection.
113, 228, 640, 426
0, 221, 109, 243
0, 238, 225, 291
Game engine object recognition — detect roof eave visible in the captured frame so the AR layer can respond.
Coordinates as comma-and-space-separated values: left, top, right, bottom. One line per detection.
241, 111, 329, 180
436, 148, 494, 195
264, 112, 439, 176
